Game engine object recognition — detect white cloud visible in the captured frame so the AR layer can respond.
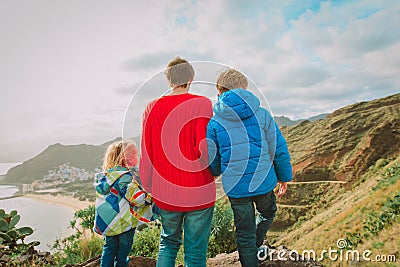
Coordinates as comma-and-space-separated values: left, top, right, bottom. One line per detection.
0, 0, 399, 161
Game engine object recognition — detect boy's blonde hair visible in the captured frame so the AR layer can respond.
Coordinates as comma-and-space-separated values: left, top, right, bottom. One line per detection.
102, 140, 137, 170
165, 57, 195, 88
216, 68, 248, 93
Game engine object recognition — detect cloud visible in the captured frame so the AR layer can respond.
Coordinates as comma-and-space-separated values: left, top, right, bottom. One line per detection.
122, 52, 176, 71
122, 50, 216, 72
1, 0, 400, 161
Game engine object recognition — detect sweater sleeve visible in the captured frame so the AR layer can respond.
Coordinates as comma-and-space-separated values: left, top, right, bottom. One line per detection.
207, 120, 222, 176
194, 97, 213, 164
139, 102, 154, 193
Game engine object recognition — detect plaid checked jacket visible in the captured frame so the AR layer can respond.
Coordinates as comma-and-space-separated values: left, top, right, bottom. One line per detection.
93, 166, 154, 236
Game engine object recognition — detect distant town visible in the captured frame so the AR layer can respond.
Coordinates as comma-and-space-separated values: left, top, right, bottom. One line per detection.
3, 163, 99, 201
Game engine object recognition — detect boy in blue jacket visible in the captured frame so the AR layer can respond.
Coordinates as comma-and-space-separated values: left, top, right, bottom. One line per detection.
207, 69, 293, 267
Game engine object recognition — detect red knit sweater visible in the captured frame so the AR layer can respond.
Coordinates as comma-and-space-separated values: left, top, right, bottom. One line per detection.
139, 93, 216, 211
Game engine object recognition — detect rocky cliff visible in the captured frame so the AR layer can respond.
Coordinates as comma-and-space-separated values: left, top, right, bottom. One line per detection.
281, 93, 400, 183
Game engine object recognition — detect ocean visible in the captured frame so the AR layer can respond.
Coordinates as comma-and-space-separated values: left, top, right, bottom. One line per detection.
0, 163, 76, 252
0, 192, 76, 252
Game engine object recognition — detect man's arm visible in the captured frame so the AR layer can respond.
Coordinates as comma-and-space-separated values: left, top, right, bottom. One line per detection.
139, 103, 154, 193
194, 97, 213, 165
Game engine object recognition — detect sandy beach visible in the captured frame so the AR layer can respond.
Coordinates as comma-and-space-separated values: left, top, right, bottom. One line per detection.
23, 193, 93, 211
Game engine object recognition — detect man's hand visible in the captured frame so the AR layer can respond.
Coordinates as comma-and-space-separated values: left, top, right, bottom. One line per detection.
277, 181, 288, 198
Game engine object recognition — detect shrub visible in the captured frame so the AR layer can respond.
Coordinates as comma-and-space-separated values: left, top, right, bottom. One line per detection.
372, 163, 400, 191
375, 158, 389, 169
70, 205, 95, 234
52, 233, 103, 266
131, 223, 161, 259
52, 205, 102, 266
0, 209, 41, 264
207, 198, 236, 257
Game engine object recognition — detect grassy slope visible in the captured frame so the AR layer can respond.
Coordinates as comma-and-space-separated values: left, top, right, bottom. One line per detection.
275, 156, 400, 266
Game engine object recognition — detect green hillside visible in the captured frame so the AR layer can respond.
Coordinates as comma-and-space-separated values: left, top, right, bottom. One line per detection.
269, 93, 400, 266
3, 137, 140, 184
3, 143, 104, 184
281, 93, 400, 182
276, 157, 400, 266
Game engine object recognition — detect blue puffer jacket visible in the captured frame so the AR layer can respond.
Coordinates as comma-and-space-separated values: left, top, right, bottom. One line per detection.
207, 89, 292, 198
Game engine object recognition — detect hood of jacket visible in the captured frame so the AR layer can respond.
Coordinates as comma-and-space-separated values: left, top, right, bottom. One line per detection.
214, 88, 260, 121
94, 166, 132, 195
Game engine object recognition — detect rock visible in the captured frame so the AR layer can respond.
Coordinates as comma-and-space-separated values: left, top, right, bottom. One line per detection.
207, 245, 325, 267
66, 255, 157, 267
0, 245, 55, 267
128, 256, 157, 267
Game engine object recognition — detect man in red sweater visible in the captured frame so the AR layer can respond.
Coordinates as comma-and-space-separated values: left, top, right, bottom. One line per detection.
140, 57, 216, 267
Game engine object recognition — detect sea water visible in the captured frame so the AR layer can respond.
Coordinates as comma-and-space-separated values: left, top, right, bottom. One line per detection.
0, 185, 75, 252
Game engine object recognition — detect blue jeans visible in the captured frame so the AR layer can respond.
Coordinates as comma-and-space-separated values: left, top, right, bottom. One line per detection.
229, 191, 277, 267
100, 228, 135, 267
156, 207, 214, 267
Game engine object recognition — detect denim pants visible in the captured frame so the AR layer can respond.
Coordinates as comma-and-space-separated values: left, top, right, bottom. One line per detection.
156, 206, 214, 267
100, 228, 135, 267
229, 191, 277, 267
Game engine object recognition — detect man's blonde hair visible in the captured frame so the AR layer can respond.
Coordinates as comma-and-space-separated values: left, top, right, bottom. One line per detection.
165, 57, 195, 88
102, 140, 137, 170
216, 68, 248, 93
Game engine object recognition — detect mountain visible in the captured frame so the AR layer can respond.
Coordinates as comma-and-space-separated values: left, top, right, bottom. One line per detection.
3, 137, 140, 184
274, 114, 328, 127
4, 94, 399, 266
3, 143, 105, 184
281, 93, 400, 182
205, 94, 400, 266
5, 94, 399, 185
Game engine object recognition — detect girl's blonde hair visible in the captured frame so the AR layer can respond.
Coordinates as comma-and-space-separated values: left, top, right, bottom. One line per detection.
102, 140, 138, 170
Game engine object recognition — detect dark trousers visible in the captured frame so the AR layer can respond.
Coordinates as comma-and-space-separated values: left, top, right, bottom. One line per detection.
229, 191, 277, 267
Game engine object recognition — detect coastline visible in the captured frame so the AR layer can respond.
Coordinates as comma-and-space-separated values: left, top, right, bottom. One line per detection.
23, 193, 93, 211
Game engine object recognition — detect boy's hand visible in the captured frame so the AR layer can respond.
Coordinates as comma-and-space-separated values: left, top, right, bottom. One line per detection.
277, 181, 287, 197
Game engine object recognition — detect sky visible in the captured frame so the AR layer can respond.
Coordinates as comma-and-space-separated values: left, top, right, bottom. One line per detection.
1, 0, 399, 162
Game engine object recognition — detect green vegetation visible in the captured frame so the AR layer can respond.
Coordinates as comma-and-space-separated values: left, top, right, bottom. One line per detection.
0, 209, 42, 266
131, 223, 162, 259
346, 193, 400, 248
2, 94, 399, 265
208, 198, 236, 257
0, 209, 38, 253
3, 136, 140, 184
50, 198, 238, 265
277, 157, 400, 267
66, 181, 96, 201
346, 164, 400, 248
372, 163, 400, 191
130, 198, 236, 262
4, 143, 105, 184
52, 205, 103, 266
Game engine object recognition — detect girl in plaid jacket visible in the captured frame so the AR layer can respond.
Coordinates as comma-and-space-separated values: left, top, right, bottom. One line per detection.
93, 140, 153, 267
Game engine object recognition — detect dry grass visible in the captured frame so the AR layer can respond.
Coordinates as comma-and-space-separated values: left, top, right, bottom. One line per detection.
274, 156, 400, 266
